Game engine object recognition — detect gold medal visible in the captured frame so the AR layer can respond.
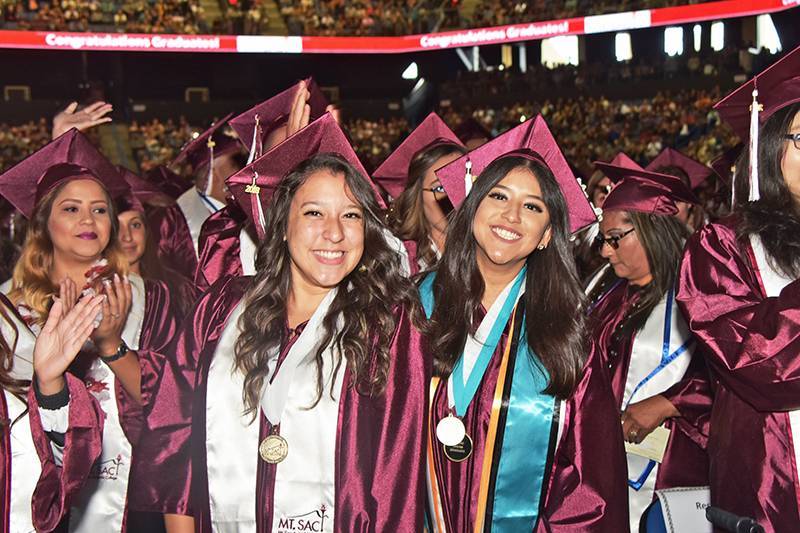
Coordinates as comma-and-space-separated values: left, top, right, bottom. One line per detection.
443, 433, 473, 462
259, 434, 289, 464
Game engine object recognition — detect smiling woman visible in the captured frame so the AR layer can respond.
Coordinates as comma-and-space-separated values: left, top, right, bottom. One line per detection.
132, 116, 430, 533
423, 115, 627, 532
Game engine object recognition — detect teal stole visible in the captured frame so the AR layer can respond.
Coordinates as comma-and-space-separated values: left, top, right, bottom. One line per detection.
420, 273, 560, 532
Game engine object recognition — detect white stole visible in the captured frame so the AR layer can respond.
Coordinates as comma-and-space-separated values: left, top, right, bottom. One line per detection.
749, 235, 800, 481
2, 302, 39, 533
177, 188, 222, 257
68, 274, 146, 533
622, 289, 695, 533
206, 293, 343, 533
239, 228, 257, 277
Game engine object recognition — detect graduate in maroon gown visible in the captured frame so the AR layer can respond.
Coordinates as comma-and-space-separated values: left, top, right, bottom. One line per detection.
375, 112, 466, 274
146, 115, 245, 281
135, 113, 429, 533
116, 167, 199, 319
0, 129, 180, 533
645, 148, 714, 230
587, 159, 711, 530
426, 115, 628, 532
1, 293, 105, 533
677, 44, 800, 531
195, 79, 329, 288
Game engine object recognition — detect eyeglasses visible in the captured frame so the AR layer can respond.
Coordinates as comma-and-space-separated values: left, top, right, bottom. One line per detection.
594, 227, 635, 250
785, 133, 800, 150
423, 184, 446, 195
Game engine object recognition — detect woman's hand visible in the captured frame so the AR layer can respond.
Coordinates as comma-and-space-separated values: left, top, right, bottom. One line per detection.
54, 277, 79, 315
285, 80, 311, 138
35, 295, 105, 395
52, 101, 113, 139
91, 274, 132, 357
621, 394, 680, 444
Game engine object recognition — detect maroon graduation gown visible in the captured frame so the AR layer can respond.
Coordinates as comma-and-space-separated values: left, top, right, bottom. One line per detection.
0, 374, 104, 533
429, 305, 629, 531
133, 276, 430, 531
194, 205, 249, 290
146, 204, 198, 279
677, 217, 800, 531
589, 281, 710, 496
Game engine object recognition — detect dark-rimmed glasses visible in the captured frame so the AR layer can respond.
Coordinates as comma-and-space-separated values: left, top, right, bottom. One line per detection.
594, 227, 635, 250
423, 184, 446, 195
785, 133, 800, 150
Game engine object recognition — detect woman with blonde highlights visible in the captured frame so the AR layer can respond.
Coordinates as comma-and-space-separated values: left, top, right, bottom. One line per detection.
0, 129, 180, 533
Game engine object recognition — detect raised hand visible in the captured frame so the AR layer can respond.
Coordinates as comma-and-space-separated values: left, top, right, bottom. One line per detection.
92, 274, 132, 357
52, 101, 113, 139
35, 295, 105, 396
286, 80, 311, 138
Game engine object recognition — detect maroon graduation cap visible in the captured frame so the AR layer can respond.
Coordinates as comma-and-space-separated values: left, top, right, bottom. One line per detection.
226, 113, 385, 240
228, 78, 329, 163
0, 128, 129, 219
372, 112, 464, 199
435, 114, 597, 234
595, 159, 699, 216
646, 147, 714, 190
714, 43, 800, 201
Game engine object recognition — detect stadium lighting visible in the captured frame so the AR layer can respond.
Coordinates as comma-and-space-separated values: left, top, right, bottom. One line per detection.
693, 25, 701, 52
756, 15, 782, 54
711, 22, 724, 52
664, 26, 684, 57
402, 62, 419, 80
615, 32, 632, 62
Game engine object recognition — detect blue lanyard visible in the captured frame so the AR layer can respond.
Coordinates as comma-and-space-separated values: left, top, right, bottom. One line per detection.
624, 287, 693, 410
197, 191, 221, 214
625, 287, 693, 491
451, 267, 526, 418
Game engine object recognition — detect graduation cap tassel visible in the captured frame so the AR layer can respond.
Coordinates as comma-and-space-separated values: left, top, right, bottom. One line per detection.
246, 171, 267, 236
204, 138, 215, 197
464, 159, 474, 196
748, 89, 761, 203
246, 114, 262, 165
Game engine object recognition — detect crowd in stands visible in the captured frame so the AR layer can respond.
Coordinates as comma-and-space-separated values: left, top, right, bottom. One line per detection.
469, 0, 713, 30
1, 0, 208, 34
128, 117, 195, 171
0, 118, 50, 174
1, 0, 716, 35
0, 85, 736, 188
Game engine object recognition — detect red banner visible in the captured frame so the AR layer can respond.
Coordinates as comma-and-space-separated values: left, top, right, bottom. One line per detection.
0, 0, 795, 54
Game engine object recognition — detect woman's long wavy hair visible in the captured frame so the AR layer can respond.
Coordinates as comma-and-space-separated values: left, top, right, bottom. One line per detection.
589, 210, 691, 333
735, 102, 800, 279
234, 153, 425, 417
428, 154, 587, 399
8, 179, 129, 325
388, 142, 467, 268
1, 303, 31, 435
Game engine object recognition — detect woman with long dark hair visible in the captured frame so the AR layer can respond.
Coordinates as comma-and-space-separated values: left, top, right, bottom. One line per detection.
1, 293, 105, 532
374, 112, 466, 273
0, 129, 180, 533
424, 116, 627, 531
678, 45, 800, 529
134, 114, 429, 532
587, 161, 711, 530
